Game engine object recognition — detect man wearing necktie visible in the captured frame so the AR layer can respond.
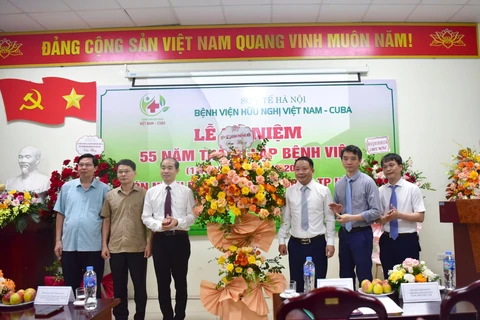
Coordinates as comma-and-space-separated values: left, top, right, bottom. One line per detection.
278, 156, 336, 293
141, 158, 196, 320
329, 145, 381, 286
377, 153, 425, 279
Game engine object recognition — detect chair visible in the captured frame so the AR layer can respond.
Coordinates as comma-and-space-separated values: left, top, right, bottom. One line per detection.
276, 287, 387, 320
440, 279, 480, 320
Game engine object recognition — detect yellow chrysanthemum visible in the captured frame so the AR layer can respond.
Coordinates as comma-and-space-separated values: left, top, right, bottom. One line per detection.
226, 264, 234, 272
248, 255, 256, 264
210, 201, 218, 210
217, 191, 226, 199
206, 194, 212, 202
469, 170, 478, 180
258, 185, 265, 192
221, 166, 230, 174
218, 256, 226, 265
235, 267, 243, 273
222, 277, 229, 284
229, 245, 237, 252
8, 190, 16, 195
241, 186, 250, 195
231, 207, 241, 216
23, 192, 31, 200
242, 162, 252, 170
217, 207, 226, 213
255, 167, 264, 176
255, 192, 265, 202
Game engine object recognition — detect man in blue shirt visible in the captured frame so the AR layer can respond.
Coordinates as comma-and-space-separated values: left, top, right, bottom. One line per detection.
54, 153, 110, 297
329, 145, 381, 286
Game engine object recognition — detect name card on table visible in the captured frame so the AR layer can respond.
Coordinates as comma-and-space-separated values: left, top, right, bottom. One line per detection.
317, 278, 354, 290
400, 282, 441, 303
35, 286, 75, 305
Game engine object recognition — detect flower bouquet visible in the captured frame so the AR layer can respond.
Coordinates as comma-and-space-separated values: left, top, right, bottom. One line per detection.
388, 258, 439, 291
445, 146, 480, 200
360, 153, 435, 190
0, 270, 15, 298
46, 154, 120, 212
0, 190, 45, 233
190, 139, 294, 231
216, 245, 283, 289
201, 244, 285, 320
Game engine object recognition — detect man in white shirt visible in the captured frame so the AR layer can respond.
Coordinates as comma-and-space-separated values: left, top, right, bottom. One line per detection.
377, 153, 425, 279
278, 156, 336, 293
6, 146, 50, 201
141, 157, 196, 320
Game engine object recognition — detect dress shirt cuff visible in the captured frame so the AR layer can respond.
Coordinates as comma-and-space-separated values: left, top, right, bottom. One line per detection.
278, 237, 286, 245
326, 237, 335, 246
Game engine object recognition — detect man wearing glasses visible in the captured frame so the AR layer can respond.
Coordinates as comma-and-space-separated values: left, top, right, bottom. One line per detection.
101, 159, 153, 320
54, 153, 110, 297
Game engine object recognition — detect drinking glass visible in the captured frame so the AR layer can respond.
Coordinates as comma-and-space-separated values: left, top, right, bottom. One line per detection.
284, 280, 296, 296
75, 287, 86, 302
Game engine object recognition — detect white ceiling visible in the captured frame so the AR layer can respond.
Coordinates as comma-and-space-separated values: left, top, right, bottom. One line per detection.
0, 0, 480, 33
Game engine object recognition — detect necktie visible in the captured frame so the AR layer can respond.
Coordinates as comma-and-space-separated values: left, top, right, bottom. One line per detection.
165, 186, 172, 218
301, 185, 309, 231
345, 178, 353, 232
389, 185, 398, 240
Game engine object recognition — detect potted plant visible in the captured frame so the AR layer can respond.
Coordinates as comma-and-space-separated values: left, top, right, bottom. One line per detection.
44, 260, 64, 286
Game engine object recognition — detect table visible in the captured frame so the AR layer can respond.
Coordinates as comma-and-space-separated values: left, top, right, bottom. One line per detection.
0, 298, 120, 320
273, 292, 477, 320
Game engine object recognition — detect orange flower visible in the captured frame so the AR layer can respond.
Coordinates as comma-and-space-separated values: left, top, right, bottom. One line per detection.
415, 274, 427, 282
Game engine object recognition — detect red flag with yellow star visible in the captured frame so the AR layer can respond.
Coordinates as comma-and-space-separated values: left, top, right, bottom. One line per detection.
0, 77, 96, 124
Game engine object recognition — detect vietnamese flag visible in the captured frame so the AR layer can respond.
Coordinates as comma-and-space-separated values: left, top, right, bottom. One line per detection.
0, 77, 96, 124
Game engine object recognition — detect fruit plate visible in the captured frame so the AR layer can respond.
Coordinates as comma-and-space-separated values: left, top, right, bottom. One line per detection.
0, 301, 34, 308
358, 288, 395, 297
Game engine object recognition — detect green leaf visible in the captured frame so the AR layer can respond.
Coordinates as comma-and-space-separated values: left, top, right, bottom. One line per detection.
16, 217, 28, 233
162, 107, 169, 112
159, 95, 166, 107
30, 212, 40, 223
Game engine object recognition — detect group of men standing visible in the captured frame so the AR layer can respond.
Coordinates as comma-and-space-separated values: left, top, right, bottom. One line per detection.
278, 145, 425, 292
54, 154, 194, 320
51, 144, 425, 320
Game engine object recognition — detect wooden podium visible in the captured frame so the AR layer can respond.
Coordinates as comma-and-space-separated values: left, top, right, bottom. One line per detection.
0, 220, 55, 290
439, 200, 480, 288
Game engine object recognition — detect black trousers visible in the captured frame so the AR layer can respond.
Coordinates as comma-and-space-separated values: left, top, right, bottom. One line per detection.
152, 232, 191, 320
380, 232, 421, 279
110, 252, 148, 320
287, 234, 328, 293
62, 251, 104, 299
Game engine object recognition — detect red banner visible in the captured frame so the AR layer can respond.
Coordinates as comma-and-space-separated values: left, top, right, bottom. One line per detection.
0, 77, 96, 124
0, 24, 477, 68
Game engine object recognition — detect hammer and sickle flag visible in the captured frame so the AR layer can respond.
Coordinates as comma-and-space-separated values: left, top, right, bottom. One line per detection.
0, 77, 96, 125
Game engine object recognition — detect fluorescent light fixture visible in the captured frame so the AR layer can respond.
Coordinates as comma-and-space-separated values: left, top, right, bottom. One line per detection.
125, 66, 368, 79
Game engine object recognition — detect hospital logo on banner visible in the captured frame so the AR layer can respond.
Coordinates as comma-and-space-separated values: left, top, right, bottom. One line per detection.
140, 93, 169, 116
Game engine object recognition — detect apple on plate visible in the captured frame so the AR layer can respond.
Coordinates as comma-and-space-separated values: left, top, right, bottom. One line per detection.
382, 281, 392, 293
16, 289, 25, 300
371, 279, 382, 286
2, 291, 13, 305
362, 280, 374, 293
373, 283, 384, 295
23, 288, 36, 302
10, 292, 23, 305
360, 279, 370, 287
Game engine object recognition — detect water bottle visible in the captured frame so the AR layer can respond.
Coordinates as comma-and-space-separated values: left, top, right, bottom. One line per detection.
84, 266, 98, 310
303, 257, 315, 293
443, 251, 456, 290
